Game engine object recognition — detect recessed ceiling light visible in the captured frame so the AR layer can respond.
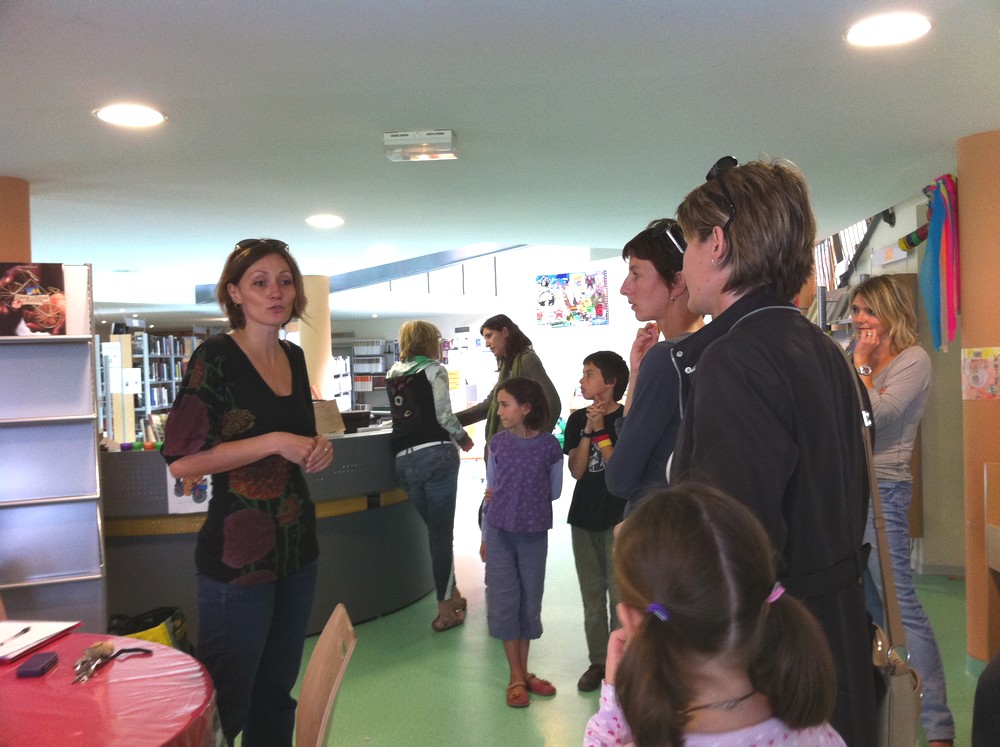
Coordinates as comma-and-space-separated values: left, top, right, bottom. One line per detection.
846, 12, 931, 47
306, 214, 345, 229
93, 103, 167, 128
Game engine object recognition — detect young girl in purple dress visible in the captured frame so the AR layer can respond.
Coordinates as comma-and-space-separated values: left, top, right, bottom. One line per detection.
482, 376, 564, 708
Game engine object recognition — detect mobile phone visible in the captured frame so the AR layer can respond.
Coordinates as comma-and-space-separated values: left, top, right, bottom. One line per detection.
16, 651, 58, 677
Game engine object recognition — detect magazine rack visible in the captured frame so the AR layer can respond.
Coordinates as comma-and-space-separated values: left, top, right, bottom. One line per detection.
0, 264, 105, 631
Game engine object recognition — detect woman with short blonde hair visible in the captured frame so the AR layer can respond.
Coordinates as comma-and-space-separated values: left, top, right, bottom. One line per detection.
386, 320, 474, 632
398, 320, 442, 360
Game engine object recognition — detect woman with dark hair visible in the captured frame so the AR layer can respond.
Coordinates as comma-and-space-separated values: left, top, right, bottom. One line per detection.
585, 483, 845, 746
851, 274, 954, 746
162, 238, 333, 746
668, 159, 876, 745
603, 219, 702, 512
457, 313, 561, 444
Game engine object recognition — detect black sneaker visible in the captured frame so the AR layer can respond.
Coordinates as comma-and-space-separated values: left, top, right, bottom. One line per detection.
577, 663, 605, 692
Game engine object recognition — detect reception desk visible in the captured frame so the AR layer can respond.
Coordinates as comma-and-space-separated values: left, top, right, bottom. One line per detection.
101, 429, 432, 643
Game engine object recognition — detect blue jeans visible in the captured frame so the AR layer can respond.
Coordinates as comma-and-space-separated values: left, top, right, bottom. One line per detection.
196, 561, 317, 746
863, 480, 955, 741
484, 522, 547, 641
395, 444, 461, 601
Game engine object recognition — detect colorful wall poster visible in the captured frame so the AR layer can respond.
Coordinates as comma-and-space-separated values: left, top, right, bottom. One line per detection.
962, 347, 1000, 401
535, 270, 608, 327
0, 262, 66, 335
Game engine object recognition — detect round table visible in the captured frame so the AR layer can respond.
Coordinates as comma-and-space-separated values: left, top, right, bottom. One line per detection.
0, 632, 219, 746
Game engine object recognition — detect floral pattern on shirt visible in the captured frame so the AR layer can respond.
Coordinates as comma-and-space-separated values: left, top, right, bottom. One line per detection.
162, 334, 318, 583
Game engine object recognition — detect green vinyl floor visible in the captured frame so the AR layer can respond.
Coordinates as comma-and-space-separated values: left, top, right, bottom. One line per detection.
288, 461, 980, 746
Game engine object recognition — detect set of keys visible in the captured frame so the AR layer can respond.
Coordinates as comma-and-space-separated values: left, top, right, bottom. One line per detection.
72, 640, 153, 683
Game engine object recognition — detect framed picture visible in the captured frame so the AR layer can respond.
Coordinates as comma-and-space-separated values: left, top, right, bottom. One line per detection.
535, 270, 608, 327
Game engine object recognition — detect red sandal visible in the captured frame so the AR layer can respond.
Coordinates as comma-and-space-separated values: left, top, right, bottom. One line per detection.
506, 682, 529, 707
525, 673, 556, 696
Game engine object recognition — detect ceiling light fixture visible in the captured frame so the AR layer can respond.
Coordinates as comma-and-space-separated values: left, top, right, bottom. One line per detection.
383, 130, 457, 161
846, 12, 931, 47
93, 103, 167, 128
306, 214, 345, 229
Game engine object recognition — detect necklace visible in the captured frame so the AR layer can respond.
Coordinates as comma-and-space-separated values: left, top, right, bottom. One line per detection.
683, 689, 757, 713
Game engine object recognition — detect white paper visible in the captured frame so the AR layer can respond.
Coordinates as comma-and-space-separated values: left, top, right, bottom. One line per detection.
0, 620, 81, 662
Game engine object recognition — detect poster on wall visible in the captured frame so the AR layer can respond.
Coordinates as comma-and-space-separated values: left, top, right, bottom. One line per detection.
0, 262, 66, 335
535, 271, 609, 328
961, 347, 1000, 400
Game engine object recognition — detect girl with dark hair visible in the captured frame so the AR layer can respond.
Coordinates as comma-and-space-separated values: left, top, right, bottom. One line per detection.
163, 238, 332, 745
585, 484, 845, 747
482, 377, 564, 708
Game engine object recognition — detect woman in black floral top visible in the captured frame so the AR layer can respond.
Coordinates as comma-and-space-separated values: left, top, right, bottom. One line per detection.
162, 238, 333, 746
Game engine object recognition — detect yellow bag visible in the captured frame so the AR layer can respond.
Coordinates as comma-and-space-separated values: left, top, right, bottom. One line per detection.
109, 607, 190, 652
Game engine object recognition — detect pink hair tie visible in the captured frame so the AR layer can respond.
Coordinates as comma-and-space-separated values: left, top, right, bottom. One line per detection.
766, 582, 785, 604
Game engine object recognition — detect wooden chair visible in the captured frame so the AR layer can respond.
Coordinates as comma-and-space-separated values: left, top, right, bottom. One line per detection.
296, 603, 357, 747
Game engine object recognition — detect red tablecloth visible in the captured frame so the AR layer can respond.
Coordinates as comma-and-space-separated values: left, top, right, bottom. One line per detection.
0, 632, 220, 747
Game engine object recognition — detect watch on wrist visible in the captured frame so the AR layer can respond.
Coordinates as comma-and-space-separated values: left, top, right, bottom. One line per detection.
856, 364, 873, 376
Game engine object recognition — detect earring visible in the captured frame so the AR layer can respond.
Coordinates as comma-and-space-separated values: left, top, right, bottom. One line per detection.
711, 259, 720, 267
669, 295, 677, 301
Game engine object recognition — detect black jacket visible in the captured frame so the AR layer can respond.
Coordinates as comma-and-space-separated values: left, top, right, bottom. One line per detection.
669, 288, 877, 747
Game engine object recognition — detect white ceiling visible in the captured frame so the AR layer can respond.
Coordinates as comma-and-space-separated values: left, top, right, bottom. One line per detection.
2, 1, 998, 326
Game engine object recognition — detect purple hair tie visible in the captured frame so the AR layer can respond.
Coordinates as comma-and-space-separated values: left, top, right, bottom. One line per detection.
647, 603, 670, 622
766, 582, 785, 604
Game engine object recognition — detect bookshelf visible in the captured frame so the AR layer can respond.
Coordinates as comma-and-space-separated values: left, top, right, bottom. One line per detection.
101, 330, 200, 441
351, 339, 395, 411
133, 332, 199, 416
0, 264, 106, 631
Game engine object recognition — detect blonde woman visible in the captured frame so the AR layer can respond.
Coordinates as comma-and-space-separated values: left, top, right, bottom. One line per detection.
851, 274, 954, 746
386, 321, 474, 631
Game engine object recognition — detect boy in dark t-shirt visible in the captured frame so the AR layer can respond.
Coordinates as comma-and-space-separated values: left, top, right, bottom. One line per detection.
563, 350, 629, 692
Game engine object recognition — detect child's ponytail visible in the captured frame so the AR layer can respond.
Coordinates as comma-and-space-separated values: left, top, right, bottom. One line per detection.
751, 587, 836, 728
616, 612, 692, 747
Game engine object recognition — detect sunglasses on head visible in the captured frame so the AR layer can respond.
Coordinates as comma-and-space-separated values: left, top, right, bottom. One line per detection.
233, 238, 290, 255
705, 155, 738, 233
646, 218, 687, 255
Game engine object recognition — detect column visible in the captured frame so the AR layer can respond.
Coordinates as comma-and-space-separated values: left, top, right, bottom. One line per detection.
299, 275, 332, 399
958, 130, 1000, 662
0, 177, 31, 262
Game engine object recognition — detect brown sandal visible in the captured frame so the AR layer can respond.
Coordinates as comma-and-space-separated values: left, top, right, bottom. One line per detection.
431, 608, 465, 632
450, 587, 468, 612
506, 682, 529, 707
